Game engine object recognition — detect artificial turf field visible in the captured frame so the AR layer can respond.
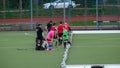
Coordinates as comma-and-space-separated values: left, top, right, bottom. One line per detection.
0, 31, 120, 68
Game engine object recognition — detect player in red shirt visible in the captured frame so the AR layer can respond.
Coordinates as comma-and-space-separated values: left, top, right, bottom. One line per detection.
51, 23, 56, 31
57, 21, 63, 45
63, 22, 71, 32
51, 23, 58, 47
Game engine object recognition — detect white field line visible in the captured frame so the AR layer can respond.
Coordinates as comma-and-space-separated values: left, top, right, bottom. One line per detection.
66, 64, 120, 68
72, 30, 120, 34
24, 33, 35, 37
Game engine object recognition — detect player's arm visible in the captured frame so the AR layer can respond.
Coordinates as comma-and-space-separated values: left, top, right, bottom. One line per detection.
36, 27, 38, 31
68, 26, 71, 31
45, 26, 48, 33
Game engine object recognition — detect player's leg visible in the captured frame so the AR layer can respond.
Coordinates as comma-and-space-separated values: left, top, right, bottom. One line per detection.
53, 34, 58, 47
54, 38, 58, 47
58, 33, 63, 45
58, 33, 61, 45
47, 39, 53, 52
42, 40, 48, 49
60, 37, 63, 45
67, 40, 72, 46
35, 39, 41, 50
63, 40, 67, 49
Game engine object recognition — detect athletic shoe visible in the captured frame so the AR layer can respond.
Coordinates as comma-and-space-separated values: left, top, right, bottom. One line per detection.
68, 42, 72, 46
48, 50, 53, 52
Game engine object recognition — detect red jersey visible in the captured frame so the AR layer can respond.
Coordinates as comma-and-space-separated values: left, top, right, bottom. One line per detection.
51, 26, 56, 31
57, 24, 63, 34
64, 23, 69, 32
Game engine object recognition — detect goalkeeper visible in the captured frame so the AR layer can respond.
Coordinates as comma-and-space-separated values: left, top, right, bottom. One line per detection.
63, 26, 72, 49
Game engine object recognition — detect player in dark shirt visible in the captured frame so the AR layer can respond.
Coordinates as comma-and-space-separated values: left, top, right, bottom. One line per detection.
36, 24, 44, 41
46, 20, 53, 32
35, 24, 45, 50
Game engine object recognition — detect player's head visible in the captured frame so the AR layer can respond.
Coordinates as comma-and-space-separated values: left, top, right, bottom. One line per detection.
37, 24, 42, 28
63, 25, 66, 29
53, 23, 56, 26
49, 20, 52, 23
59, 21, 63, 24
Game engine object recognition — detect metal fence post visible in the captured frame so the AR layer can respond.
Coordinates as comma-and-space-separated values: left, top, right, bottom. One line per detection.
7, 0, 10, 18
63, 0, 66, 23
96, 0, 99, 29
19, 0, 22, 30
35, 0, 39, 23
30, 0, 33, 30
3, 0, 6, 24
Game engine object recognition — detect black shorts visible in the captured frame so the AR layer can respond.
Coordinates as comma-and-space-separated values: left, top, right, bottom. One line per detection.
54, 35, 57, 39
58, 33, 63, 38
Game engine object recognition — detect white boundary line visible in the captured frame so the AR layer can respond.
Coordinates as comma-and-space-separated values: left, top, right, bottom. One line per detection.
24, 32, 35, 36
61, 30, 120, 68
72, 30, 120, 34
66, 64, 120, 68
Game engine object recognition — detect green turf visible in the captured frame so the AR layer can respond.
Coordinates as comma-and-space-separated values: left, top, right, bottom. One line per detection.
67, 34, 120, 64
1, 32, 120, 68
0, 31, 64, 68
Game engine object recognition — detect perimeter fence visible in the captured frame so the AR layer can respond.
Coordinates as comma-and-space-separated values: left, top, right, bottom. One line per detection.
0, 0, 120, 30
